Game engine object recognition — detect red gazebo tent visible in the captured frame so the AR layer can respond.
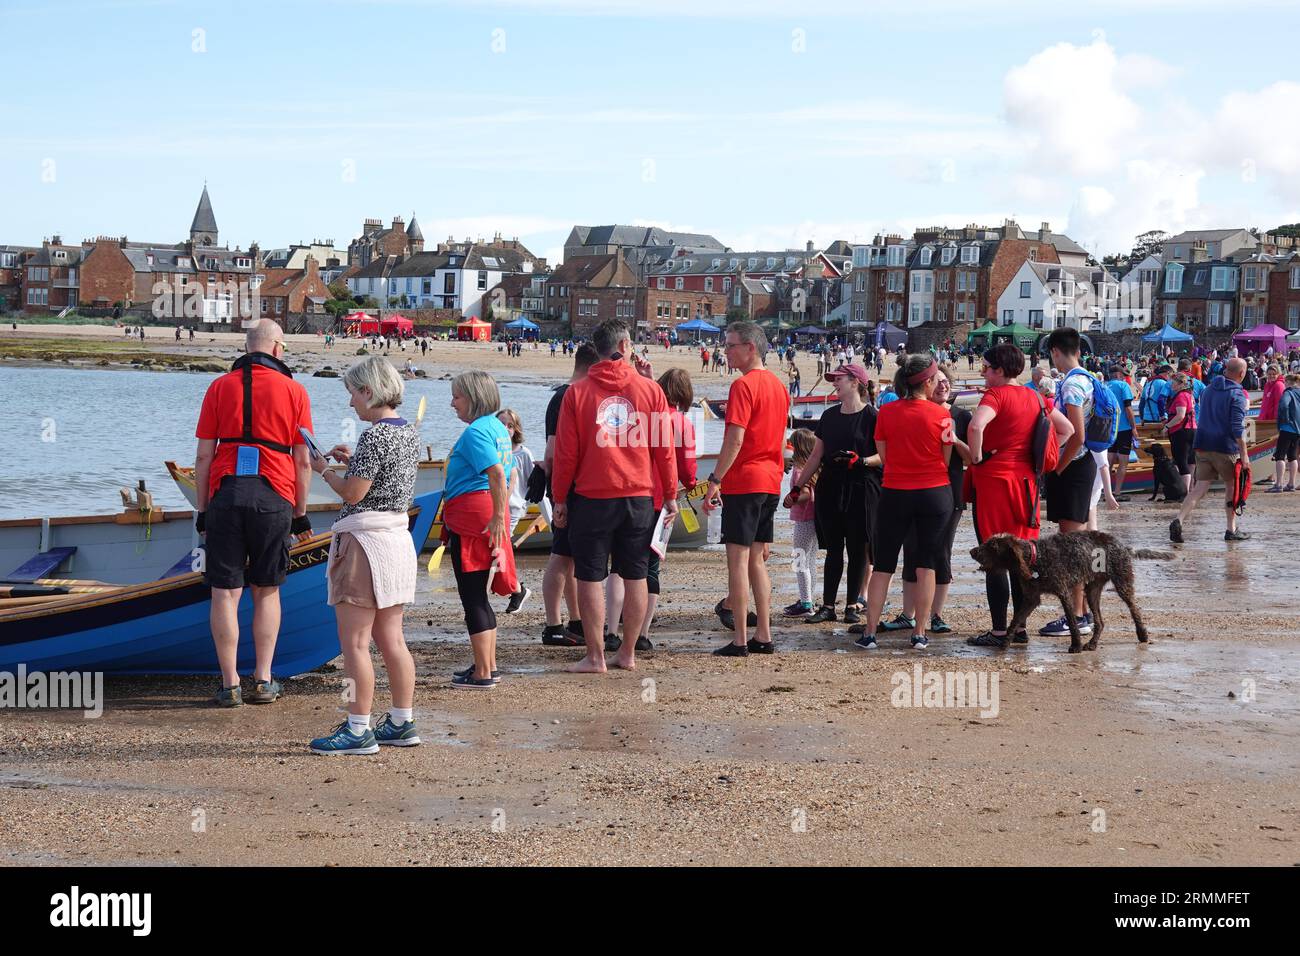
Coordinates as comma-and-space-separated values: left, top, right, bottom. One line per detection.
457, 317, 491, 342
344, 311, 413, 336
382, 314, 413, 336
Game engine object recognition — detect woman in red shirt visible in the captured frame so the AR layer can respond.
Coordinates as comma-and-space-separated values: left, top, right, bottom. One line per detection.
964, 344, 1074, 647
1161, 372, 1197, 494
855, 354, 954, 650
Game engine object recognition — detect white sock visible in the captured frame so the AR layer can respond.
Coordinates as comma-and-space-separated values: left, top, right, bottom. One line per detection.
347, 714, 371, 735
389, 707, 413, 725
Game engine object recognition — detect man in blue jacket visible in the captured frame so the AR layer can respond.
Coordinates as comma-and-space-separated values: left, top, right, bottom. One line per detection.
1170, 358, 1251, 543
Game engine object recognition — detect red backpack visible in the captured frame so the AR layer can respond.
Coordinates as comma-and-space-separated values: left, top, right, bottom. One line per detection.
1030, 392, 1060, 477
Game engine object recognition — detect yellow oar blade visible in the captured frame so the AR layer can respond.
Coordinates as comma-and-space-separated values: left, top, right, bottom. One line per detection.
426, 544, 446, 574
415, 395, 428, 426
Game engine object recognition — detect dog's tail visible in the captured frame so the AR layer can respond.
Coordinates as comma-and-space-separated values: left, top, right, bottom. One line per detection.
1132, 548, 1175, 560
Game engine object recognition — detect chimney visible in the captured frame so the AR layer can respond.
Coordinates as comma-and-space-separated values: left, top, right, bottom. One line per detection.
1039, 222, 1051, 242
1191, 239, 1209, 263
392, 216, 404, 231
806, 240, 814, 253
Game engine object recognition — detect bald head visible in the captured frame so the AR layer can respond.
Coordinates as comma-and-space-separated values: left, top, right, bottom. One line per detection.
1224, 357, 1247, 382
246, 319, 284, 355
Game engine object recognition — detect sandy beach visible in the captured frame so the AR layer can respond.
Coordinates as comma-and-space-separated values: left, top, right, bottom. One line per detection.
1, 323, 1296, 866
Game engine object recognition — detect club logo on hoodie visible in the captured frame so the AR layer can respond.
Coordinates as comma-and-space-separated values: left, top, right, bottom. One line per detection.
596, 395, 635, 439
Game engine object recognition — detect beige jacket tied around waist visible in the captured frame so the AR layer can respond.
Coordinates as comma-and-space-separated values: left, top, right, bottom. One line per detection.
327, 511, 416, 609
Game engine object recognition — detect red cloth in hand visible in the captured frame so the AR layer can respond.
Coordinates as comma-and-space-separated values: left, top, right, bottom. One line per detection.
441, 490, 518, 596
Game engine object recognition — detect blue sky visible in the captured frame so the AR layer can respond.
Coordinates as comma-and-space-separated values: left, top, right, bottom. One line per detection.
3, 0, 1300, 264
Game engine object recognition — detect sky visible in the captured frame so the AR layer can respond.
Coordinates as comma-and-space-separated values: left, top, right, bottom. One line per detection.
3, 0, 1300, 266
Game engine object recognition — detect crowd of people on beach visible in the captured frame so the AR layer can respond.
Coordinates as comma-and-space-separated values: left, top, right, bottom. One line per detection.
190, 316, 1279, 755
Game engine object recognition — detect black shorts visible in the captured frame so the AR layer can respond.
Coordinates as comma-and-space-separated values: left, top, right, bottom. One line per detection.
1274, 430, 1300, 462
610, 550, 661, 595
1109, 430, 1134, 456
720, 492, 779, 547
1170, 428, 1195, 475
549, 517, 572, 557
1044, 453, 1097, 525
872, 486, 953, 575
203, 476, 292, 589
902, 507, 963, 586
567, 493, 655, 582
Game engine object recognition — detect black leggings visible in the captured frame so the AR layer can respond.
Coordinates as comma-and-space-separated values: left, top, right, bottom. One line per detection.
1170, 428, 1195, 476
816, 484, 870, 607
902, 507, 963, 585
448, 532, 497, 635
985, 570, 1026, 634
871, 485, 954, 574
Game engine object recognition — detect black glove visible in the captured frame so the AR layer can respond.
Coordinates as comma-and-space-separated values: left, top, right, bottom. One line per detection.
195, 511, 206, 533
831, 451, 861, 470
525, 465, 549, 505
290, 515, 312, 535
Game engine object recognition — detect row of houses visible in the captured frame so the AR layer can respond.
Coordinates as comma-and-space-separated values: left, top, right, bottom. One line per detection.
6, 188, 1299, 340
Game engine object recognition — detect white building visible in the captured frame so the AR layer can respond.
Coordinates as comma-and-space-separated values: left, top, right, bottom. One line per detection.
996, 261, 1122, 333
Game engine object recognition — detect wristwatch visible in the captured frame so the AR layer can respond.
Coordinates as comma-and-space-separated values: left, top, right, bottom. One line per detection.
707, 472, 722, 484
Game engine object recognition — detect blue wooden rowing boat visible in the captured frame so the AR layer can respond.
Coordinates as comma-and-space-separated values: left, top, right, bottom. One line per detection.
0, 491, 440, 676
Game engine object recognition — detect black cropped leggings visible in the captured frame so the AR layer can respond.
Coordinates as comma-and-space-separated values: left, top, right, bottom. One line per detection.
448, 532, 497, 636
985, 569, 1026, 634
816, 485, 870, 607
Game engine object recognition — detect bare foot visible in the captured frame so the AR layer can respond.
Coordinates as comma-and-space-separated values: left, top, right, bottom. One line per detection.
566, 656, 607, 674
610, 654, 636, 670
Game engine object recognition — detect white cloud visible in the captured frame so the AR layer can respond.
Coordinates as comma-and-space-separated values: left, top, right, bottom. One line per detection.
1204, 81, 1300, 200
1003, 37, 1142, 176
1065, 160, 1205, 254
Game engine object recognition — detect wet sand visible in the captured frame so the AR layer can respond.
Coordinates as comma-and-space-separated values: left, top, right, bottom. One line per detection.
2, 489, 1297, 866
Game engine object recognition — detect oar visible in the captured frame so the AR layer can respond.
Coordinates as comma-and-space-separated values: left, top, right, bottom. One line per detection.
425, 493, 447, 574
0, 593, 87, 610
513, 513, 549, 548
698, 399, 717, 421
415, 395, 427, 426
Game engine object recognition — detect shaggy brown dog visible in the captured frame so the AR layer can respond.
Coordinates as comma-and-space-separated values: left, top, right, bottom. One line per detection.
970, 532, 1172, 653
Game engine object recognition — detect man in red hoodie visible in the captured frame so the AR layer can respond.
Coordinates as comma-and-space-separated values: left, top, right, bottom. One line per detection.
552, 319, 678, 673
703, 320, 791, 656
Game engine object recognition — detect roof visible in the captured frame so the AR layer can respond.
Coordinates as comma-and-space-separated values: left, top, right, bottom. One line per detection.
120, 245, 253, 274
1166, 229, 1250, 244
648, 250, 815, 276
406, 216, 423, 242
572, 224, 726, 252
548, 254, 633, 287
190, 186, 218, 236
1048, 232, 1088, 257
1159, 259, 1239, 299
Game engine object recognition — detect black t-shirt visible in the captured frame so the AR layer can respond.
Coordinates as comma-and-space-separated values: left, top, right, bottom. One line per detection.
813, 404, 881, 491
946, 404, 971, 510
545, 383, 569, 440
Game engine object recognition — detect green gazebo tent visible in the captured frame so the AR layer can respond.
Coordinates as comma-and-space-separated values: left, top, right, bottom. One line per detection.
994, 323, 1042, 349
965, 321, 1001, 345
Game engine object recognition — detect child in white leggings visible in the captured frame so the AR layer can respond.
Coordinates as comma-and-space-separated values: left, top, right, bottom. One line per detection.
784, 429, 819, 617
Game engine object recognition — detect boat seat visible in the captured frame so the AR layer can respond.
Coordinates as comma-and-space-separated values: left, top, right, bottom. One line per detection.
6, 547, 77, 582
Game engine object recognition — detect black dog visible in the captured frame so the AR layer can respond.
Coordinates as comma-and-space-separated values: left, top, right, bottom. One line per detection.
1146, 443, 1186, 502
970, 532, 1173, 653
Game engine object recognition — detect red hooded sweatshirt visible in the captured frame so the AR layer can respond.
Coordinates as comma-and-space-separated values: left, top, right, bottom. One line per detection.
551, 358, 677, 510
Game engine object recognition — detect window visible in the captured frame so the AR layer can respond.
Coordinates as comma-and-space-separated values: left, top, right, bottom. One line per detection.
1029, 310, 1044, 328
177, 257, 191, 268
0, 253, 14, 268
723, 276, 731, 293
1164, 264, 1183, 293
960, 245, 979, 264
704, 277, 713, 292
957, 271, 967, 292
406, 278, 414, 294
767, 257, 776, 269
676, 303, 689, 319
855, 273, 865, 292
911, 305, 920, 325
919, 247, 932, 266
1244, 266, 1259, 291
1002, 309, 1014, 324
923, 305, 931, 323
924, 275, 932, 293
956, 302, 966, 322
941, 247, 955, 265
1211, 267, 1229, 291
938, 272, 949, 293
27, 287, 48, 306
1292, 266, 1300, 290
786, 256, 797, 268
477, 270, 488, 291
853, 248, 869, 268
1019, 281, 1031, 298
389, 280, 398, 295
748, 257, 757, 269
1289, 305, 1300, 331
729, 258, 738, 269
444, 273, 456, 294
53, 250, 67, 261
888, 271, 903, 293
1029, 247, 1038, 262
675, 277, 684, 290
1164, 302, 1177, 323
887, 246, 905, 267
1194, 269, 1207, 286
236, 257, 251, 269
275, 298, 284, 314
912, 273, 921, 294
1208, 301, 1232, 327
1061, 279, 1074, 298
656, 277, 665, 290
260, 297, 268, 314
1243, 305, 1257, 324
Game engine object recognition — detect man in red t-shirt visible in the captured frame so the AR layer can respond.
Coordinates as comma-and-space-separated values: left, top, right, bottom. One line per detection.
702, 321, 791, 656
194, 319, 314, 707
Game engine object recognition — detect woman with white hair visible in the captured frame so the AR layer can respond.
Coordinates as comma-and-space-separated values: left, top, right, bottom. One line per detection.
441, 370, 517, 689
308, 356, 421, 755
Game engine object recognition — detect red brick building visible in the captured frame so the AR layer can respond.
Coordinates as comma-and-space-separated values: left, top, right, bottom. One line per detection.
544, 254, 643, 336
0, 245, 37, 312
348, 216, 421, 269
255, 257, 331, 324
21, 237, 83, 313
1267, 252, 1300, 333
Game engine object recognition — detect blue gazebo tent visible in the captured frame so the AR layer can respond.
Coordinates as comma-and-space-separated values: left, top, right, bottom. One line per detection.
677, 317, 721, 340
504, 316, 540, 337
1141, 321, 1193, 345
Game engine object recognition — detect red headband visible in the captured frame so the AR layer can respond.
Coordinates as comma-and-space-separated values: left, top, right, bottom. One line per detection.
907, 360, 939, 386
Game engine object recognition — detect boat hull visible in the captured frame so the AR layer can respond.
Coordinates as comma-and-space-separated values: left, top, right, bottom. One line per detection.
0, 492, 441, 676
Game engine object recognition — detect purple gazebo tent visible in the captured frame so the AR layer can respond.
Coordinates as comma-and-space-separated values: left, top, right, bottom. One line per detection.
1232, 323, 1291, 356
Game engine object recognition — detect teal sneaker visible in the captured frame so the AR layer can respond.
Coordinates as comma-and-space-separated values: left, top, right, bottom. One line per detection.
374, 713, 421, 747
878, 613, 916, 633
246, 677, 283, 704
310, 721, 379, 755
214, 684, 242, 708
